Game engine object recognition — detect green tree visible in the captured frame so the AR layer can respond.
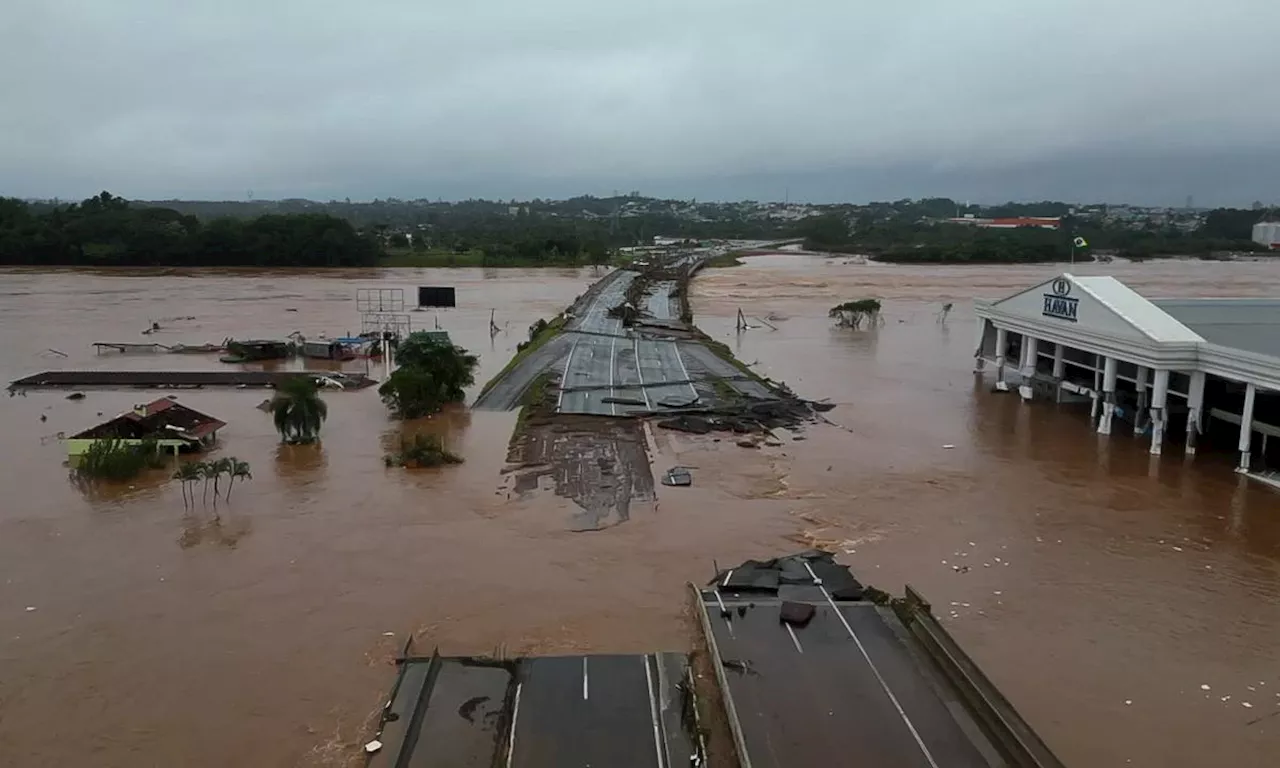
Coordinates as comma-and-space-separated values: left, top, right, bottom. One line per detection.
226, 459, 252, 500
173, 462, 202, 508
198, 461, 217, 505
76, 438, 149, 482
1201, 208, 1264, 240
799, 213, 851, 247
269, 377, 329, 443
209, 457, 232, 499
379, 333, 479, 419
394, 333, 479, 397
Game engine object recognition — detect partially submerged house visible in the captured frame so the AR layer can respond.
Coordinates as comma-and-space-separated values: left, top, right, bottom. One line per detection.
66, 399, 226, 459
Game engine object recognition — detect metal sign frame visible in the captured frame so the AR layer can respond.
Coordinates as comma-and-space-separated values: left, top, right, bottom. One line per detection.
357, 288, 405, 314
360, 313, 412, 338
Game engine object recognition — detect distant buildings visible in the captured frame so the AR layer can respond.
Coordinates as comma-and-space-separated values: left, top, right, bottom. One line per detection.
947, 215, 1062, 230
1253, 221, 1280, 250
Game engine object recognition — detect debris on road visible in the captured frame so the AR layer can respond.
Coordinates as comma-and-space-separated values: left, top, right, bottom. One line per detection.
657, 415, 713, 434
661, 467, 693, 487
779, 601, 815, 627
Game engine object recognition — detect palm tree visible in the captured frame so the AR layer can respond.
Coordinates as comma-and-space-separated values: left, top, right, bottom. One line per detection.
172, 463, 202, 508
269, 377, 328, 444
196, 461, 218, 505
209, 457, 233, 500
226, 460, 253, 500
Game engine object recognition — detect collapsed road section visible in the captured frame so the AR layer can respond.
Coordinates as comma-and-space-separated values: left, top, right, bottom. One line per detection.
695, 552, 1065, 768
366, 643, 702, 767
363, 553, 1064, 767
478, 252, 826, 529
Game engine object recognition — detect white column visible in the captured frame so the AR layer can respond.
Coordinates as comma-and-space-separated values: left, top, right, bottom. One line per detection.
1019, 336, 1039, 401
1097, 356, 1118, 435
1090, 358, 1102, 421
1052, 343, 1066, 404
1185, 371, 1206, 456
1133, 366, 1150, 435
1149, 369, 1169, 455
1237, 383, 1256, 473
973, 318, 988, 372
994, 327, 1009, 392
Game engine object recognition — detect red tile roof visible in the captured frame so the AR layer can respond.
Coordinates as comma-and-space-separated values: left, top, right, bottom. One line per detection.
73, 398, 225, 441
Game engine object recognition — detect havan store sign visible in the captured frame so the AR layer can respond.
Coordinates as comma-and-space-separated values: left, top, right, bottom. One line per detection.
1042, 278, 1078, 322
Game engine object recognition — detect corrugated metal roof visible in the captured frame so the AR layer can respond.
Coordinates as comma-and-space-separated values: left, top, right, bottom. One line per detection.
1152, 298, 1280, 359
1069, 275, 1204, 343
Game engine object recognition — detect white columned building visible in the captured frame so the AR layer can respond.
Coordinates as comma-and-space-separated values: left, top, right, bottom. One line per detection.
973, 274, 1280, 483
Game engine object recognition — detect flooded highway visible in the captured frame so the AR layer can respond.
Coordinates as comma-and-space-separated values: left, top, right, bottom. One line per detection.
2, 259, 1280, 767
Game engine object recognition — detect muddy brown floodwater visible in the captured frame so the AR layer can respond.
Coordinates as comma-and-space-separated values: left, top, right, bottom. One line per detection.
1, 260, 1279, 767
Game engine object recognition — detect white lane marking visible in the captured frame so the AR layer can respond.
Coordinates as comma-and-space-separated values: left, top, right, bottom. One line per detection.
803, 562, 941, 768
608, 334, 618, 416
712, 588, 735, 638
582, 656, 589, 700
634, 337, 653, 410
785, 623, 804, 654
671, 341, 697, 400
504, 681, 523, 767
644, 655, 667, 768
556, 336, 581, 411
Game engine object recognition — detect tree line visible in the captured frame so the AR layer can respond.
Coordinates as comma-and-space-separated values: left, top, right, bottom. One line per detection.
798, 207, 1273, 264
0, 192, 381, 267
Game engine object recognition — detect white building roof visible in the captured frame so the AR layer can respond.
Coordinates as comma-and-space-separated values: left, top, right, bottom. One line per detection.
976, 273, 1280, 392
1070, 276, 1203, 343
1152, 298, 1280, 359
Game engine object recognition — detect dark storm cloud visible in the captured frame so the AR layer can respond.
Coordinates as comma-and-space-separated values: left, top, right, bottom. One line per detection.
2, 0, 1277, 203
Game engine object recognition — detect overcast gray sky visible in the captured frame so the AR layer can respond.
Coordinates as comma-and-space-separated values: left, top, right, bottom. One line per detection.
3, 0, 1278, 204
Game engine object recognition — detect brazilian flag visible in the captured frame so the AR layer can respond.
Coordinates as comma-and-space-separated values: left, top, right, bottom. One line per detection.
1073, 236, 1088, 248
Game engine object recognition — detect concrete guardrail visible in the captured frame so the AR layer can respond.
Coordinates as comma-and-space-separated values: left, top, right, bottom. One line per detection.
895, 586, 1066, 768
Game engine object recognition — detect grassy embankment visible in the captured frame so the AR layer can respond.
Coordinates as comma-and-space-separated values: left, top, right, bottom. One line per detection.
475, 313, 569, 401
702, 250, 748, 268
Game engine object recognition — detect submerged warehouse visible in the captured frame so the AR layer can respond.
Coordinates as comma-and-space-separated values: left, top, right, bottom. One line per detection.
975, 274, 1280, 482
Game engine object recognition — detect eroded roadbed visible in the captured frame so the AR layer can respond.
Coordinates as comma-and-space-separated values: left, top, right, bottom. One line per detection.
370, 652, 699, 768
697, 553, 1001, 768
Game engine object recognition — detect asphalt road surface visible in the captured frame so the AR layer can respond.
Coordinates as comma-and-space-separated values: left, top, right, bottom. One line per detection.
703, 593, 992, 768
371, 654, 696, 767
557, 269, 703, 416
476, 252, 774, 415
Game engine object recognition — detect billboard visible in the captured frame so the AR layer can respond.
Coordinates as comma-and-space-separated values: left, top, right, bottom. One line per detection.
418, 287, 456, 308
